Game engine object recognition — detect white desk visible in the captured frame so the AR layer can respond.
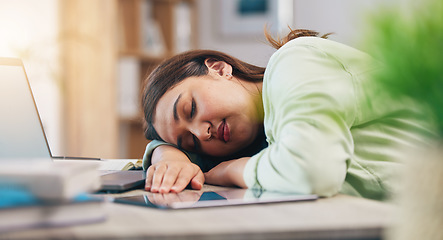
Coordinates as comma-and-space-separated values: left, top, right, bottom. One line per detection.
1, 185, 394, 240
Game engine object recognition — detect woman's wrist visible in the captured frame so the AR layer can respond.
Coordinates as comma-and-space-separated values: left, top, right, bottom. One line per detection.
151, 145, 190, 165
204, 157, 249, 188
228, 157, 249, 188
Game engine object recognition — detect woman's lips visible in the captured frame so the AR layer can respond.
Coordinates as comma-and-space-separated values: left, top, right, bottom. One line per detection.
217, 119, 230, 143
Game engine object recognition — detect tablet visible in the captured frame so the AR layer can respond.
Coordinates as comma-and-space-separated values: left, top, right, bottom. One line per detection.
113, 188, 317, 209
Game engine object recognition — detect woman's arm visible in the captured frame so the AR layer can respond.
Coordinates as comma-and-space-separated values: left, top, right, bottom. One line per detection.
145, 145, 204, 193
204, 157, 250, 188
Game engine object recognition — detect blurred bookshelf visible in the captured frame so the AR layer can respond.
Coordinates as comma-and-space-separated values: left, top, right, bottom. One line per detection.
116, 0, 198, 158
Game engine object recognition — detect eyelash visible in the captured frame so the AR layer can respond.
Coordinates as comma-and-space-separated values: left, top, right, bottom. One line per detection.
188, 99, 198, 151
190, 99, 196, 118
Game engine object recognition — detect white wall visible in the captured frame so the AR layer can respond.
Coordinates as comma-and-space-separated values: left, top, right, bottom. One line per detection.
197, 0, 401, 67
292, 0, 400, 48
197, 0, 277, 67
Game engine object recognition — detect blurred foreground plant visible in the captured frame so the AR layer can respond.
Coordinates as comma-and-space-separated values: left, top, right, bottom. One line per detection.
366, 0, 443, 137
366, 2, 443, 239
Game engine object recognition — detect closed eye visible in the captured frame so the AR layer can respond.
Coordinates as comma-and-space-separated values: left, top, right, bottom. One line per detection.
190, 99, 196, 118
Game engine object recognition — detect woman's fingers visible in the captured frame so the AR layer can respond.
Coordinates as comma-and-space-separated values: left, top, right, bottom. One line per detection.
150, 164, 167, 193
146, 163, 194, 193
171, 166, 204, 193
170, 170, 193, 193
190, 170, 204, 190
145, 162, 204, 193
158, 166, 180, 193
145, 165, 155, 191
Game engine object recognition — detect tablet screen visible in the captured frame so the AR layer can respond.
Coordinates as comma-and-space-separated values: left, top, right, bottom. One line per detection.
113, 188, 317, 209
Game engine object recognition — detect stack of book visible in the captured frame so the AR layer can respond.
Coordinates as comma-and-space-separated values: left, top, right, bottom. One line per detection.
0, 160, 107, 232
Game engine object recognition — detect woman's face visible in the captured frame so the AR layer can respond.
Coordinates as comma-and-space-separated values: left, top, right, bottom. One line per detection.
153, 66, 263, 157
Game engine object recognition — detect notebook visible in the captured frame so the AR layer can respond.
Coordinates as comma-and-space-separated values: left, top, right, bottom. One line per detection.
0, 57, 145, 192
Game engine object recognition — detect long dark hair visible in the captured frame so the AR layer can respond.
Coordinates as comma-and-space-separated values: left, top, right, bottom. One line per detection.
142, 28, 329, 141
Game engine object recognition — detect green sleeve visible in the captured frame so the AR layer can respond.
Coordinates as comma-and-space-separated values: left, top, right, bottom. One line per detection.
142, 140, 176, 171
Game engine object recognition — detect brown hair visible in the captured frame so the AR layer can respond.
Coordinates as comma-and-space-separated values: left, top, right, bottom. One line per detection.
142, 27, 329, 140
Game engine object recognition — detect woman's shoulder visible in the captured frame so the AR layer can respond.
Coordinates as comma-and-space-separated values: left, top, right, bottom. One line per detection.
274, 37, 369, 59
274, 36, 332, 53
266, 37, 349, 74
282, 36, 329, 47
266, 37, 375, 78
262, 36, 376, 105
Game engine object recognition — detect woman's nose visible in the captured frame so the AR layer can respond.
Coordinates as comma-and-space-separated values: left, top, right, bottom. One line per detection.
189, 122, 212, 141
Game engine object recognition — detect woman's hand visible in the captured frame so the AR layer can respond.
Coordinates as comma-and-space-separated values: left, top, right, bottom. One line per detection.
204, 157, 250, 188
145, 145, 204, 193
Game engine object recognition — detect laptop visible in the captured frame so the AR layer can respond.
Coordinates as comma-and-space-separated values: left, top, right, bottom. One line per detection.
0, 57, 145, 192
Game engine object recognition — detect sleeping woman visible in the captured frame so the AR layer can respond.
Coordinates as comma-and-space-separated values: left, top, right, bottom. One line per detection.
140, 28, 434, 201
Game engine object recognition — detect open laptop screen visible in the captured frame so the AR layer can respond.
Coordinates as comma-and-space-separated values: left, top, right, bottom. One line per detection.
0, 58, 51, 159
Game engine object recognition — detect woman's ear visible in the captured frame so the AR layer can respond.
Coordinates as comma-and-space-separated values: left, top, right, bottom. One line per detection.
204, 58, 233, 79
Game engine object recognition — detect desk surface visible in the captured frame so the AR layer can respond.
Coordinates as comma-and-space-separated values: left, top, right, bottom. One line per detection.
1, 185, 394, 240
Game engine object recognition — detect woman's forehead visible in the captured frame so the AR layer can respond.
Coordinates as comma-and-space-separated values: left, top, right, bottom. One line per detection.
153, 97, 175, 143
155, 84, 181, 121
